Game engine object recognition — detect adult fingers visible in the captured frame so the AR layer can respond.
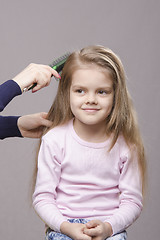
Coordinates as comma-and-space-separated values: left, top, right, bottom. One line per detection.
31, 64, 60, 92
39, 112, 52, 127
51, 67, 61, 79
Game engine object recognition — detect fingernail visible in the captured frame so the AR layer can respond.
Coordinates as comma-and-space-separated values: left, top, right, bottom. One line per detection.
58, 74, 61, 79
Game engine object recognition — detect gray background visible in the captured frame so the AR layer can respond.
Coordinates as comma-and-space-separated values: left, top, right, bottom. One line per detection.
0, 0, 159, 239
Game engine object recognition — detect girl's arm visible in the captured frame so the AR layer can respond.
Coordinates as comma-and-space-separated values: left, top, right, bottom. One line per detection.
84, 149, 143, 238
32, 137, 68, 232
105, 149, 143, 235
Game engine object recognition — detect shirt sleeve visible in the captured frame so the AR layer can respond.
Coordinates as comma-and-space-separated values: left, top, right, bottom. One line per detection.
0, 80, 22, 139
0, 80, 22, 112
0, 116, 22, 139
32, 137, 67, 232
106, 148, 143, 235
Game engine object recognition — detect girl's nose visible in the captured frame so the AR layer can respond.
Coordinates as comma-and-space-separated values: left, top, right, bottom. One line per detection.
85, 93, 97, 104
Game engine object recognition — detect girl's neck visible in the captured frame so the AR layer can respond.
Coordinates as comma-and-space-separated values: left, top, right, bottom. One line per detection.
73, 119, 109, 143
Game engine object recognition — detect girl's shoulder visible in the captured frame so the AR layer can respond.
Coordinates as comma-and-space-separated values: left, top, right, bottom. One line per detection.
115, 134, 128, 148
115, 134, 132, 155
42, 120, 72, 144
115, 134, 137, 161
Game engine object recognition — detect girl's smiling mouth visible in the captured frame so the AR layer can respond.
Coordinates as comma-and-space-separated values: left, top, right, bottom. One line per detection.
82, 108, 100, 112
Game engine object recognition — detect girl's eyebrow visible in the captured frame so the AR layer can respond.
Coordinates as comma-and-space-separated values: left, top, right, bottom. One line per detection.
97, 86, 113, 90
72, 84, 113, 90
71, 85, 85, 89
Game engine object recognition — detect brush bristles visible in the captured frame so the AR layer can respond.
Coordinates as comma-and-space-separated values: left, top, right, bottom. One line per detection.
49, 53, 71, 69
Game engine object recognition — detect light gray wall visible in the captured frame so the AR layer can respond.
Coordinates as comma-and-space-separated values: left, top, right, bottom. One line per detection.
0, 0, 159, 239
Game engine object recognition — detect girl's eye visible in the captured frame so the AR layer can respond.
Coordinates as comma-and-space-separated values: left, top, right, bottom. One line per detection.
76, 89, 85, 94
98, 90, 107, 95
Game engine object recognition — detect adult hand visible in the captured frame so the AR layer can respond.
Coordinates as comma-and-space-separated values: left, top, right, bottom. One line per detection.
13, 63, 61, 93
17, 112, 52, 138
83, 220, 113, 240
60, 221, 92, 240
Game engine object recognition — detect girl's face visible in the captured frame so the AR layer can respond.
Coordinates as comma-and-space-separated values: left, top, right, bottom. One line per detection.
70, 67, 114, 128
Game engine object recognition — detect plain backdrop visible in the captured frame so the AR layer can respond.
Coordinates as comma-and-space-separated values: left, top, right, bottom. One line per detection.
0, 0, 159, 239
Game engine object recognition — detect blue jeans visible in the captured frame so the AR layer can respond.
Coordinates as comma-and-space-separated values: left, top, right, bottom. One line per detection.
45, 219, 127, 240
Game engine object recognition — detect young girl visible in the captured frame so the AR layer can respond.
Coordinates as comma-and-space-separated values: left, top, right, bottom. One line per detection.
32, 45, 146, 240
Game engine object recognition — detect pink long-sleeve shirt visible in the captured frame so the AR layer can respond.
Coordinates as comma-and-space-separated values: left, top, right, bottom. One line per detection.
33, 119, 143, 235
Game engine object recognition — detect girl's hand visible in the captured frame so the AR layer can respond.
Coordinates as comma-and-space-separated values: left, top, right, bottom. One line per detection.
13, 63, 61, 92
83, 220, 113, 240
18, 112, 52, 138
60, 221, 92, 240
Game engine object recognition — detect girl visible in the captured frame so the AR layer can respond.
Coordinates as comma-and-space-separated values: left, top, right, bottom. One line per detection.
33, 45, 146, 240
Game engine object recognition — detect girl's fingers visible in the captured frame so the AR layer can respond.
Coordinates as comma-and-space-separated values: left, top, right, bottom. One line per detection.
83, 228, 98, 237
86, 220, 99, 228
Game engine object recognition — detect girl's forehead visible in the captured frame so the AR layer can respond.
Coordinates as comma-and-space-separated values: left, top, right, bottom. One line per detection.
71, 68, 113, 87
71, 63, 113, 78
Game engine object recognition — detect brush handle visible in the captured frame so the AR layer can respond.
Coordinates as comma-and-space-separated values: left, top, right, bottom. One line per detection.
51, 59, 66, 72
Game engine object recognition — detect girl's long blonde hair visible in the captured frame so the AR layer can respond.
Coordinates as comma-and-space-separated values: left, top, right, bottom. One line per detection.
33, 45, 146, 194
